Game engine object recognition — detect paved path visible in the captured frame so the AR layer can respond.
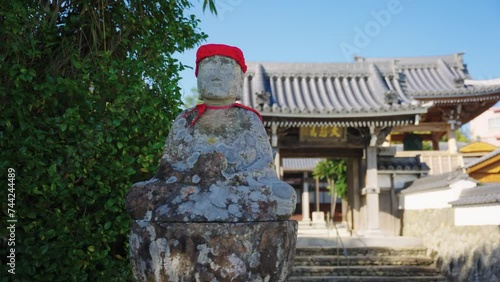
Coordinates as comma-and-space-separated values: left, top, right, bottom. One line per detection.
296, 225, 423, 248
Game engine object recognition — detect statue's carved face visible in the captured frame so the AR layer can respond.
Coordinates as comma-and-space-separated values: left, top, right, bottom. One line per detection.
197, 55, 243, 102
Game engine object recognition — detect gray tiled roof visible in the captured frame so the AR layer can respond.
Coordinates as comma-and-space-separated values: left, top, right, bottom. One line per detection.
464, 148, 500, 169
399, 170, 476, 194
282, 157, 430, 173
282, 158, 325, 172
360, 54, 500, 100
378, 156, 430, 172
449, 183, 500, 206
242, 53, 500, 121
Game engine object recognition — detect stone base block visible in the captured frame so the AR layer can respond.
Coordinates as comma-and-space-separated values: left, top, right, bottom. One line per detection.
311, 211, 326, 228
129, 220, 298, 282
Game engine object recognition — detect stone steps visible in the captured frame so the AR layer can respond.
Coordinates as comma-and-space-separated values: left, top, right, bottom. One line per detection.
289, 246, 447, 281
296, 246, 427, 257
288, 275, 447, 282
294, 255, 434, 266
292, 265, 442, 277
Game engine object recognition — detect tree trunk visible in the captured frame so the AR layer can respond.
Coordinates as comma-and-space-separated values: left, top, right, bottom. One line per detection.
341, 197, 348, 224
315, 177, 320, 212
330, 179, 336, 223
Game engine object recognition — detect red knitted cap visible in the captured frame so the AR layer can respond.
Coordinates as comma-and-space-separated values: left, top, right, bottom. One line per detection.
195, 44, 247, 77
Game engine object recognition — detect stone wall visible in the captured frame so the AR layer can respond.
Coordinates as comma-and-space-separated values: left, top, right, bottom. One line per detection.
402, 208, 500, 281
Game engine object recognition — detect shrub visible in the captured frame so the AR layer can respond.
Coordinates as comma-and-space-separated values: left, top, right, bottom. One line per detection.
0, 1, 208, 280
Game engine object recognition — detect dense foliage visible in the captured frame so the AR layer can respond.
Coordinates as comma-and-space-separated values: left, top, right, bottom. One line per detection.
313, 159, 347, 198
0, 1, 211, 280
313, 159, 347, 218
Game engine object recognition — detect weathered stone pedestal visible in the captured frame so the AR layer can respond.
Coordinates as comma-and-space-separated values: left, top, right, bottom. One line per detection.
129, 221, 297, 282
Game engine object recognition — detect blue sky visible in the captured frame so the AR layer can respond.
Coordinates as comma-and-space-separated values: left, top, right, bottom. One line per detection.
175, 0, 500, 99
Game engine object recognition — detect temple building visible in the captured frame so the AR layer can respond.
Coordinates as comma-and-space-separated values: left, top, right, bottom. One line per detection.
240, 53, 500, 236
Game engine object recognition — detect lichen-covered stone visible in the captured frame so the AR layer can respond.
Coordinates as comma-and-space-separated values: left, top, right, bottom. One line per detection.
129, 221, 297, 282
126, 103, 296, 222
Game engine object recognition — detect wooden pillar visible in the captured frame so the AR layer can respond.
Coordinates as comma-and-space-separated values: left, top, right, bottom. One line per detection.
361, 146, 383, 236
431, 132, 441, 150
347, 158, 360, 232
271, 123, 281, 178
389, 173, 400, 236
447, 121, 458, 153
301, 172, 311, 223
274, 150, 281, 178
315, 177, 320, 212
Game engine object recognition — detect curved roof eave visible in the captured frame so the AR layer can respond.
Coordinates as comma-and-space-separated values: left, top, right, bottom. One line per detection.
258, 107, 429, 119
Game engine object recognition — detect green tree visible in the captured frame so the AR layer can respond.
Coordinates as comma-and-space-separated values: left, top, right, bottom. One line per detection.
440, 128, 471, 143
455, 128, 471, 143
312, 159, 347, 221
0, 0, 216, 280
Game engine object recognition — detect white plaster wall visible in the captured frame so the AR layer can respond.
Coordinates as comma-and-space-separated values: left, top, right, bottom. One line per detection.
469, 106, 500, 146
378, 174, 391, 188
400, 180, 476, 210
455, 205, 500, 226
401, 189, 459, 210
450, 179, 477, 190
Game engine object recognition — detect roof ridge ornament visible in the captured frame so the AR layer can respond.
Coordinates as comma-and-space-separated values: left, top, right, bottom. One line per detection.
454, 52, 465, 70
391, 60, 400, 77
384, 90, 399, 105
354, 56, 365, 62
255, 91, 271, 108
454, 77, 465, 88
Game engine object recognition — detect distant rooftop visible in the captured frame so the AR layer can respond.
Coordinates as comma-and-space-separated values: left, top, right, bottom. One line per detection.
464, 148, 500, 169
282, 158, 324, 172
399, 170, 476, 195
460, 141, 497, 154
449, 183, 500, 206
378, 156, 430, 172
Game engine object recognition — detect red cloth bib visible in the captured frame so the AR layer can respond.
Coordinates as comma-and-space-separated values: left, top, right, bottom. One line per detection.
182, 103, 262, 127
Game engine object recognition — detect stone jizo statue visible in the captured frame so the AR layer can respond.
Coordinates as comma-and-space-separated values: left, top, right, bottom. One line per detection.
127, 44, 296, 222
125, 44, 297, 282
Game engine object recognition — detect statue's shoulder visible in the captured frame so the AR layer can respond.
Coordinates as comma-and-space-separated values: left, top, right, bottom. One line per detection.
170, 110, 193, 129
233, 103, 262, 122
176, 106, 202, 125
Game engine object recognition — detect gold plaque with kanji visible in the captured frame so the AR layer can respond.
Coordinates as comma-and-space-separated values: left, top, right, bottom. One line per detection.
300, 126, 345, 142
